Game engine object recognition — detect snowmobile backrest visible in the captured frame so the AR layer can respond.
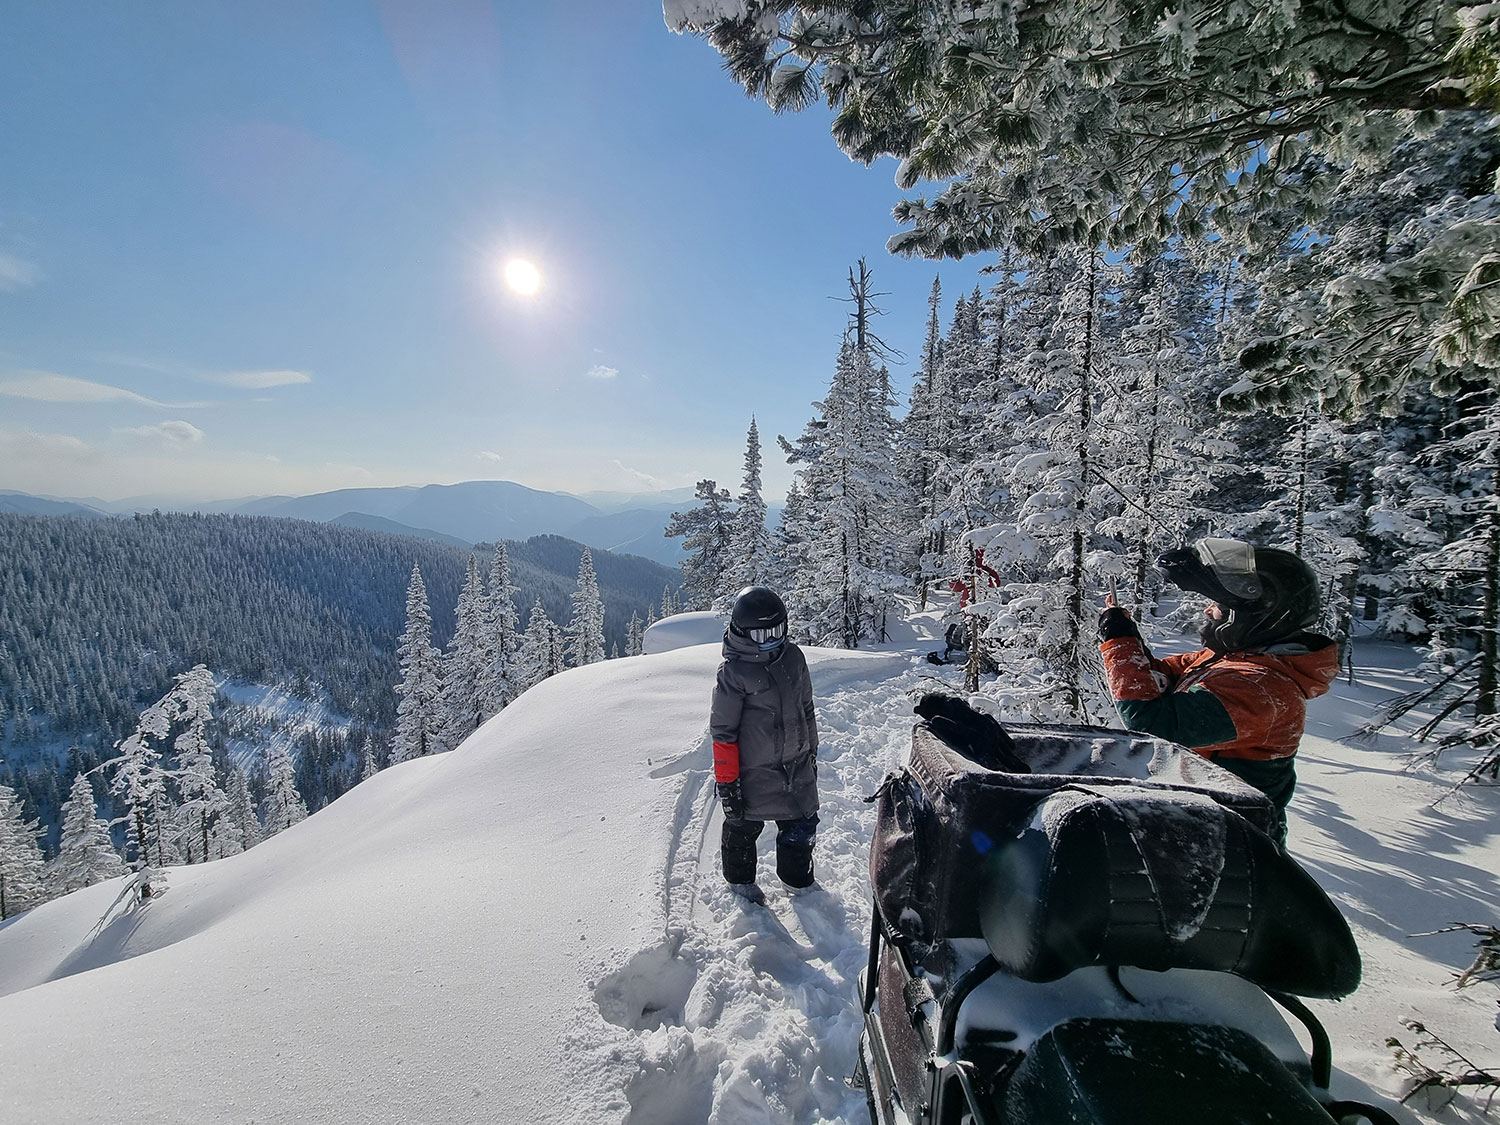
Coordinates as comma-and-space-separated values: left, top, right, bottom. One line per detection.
974, 785, 1361, 998
869, 720, 1280, 946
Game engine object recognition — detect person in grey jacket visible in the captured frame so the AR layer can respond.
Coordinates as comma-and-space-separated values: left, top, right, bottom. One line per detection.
710, 586, 819, 898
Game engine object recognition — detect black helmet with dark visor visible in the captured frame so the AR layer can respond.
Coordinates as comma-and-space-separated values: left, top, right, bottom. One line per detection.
1157, 537, 1322, 651
729, 586, 788, 650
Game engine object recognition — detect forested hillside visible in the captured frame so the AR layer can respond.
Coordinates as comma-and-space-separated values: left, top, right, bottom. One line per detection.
0, 512, 675, 767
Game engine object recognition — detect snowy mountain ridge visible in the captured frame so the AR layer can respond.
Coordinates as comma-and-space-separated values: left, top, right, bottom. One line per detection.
0, 604, 1496, 1123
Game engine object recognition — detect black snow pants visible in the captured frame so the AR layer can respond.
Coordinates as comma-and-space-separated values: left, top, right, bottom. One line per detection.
721, 812, 818, 889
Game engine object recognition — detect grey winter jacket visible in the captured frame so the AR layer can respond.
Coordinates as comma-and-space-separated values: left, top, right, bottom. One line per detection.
710, 631, 819, 821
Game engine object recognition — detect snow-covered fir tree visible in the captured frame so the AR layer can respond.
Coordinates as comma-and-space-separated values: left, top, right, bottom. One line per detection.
391, 564, 443, 764
0, 781, 45, 919
359, 736, 379, 782
660, 585, 678, 619
782, 261, 913, 647
48, 771, 125, 896
169, 665, 228, 864
566, 548, 607, 667
223, 765, 261, 853
1093, 261, 1236, 614
665, 480, 736, 611
439, 556, 490, 750
721, 418, 773, 600
625, 611, 645, 657
108, 687, 181, 870
260, 742, 308, 838
515, 598, 560, 693
481, 539, 521, 712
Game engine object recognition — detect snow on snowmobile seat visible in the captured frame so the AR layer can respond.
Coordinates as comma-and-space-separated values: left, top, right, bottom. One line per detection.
974, 785, 1361, 999
999, 1017, 1336, 1125
869, 702, 1282, 947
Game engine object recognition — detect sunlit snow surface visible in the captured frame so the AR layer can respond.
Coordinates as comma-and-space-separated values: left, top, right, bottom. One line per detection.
0, 608, 1495, 1123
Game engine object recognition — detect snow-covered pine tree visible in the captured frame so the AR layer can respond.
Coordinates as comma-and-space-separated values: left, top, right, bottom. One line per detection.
0, 781, 45, 918
391, 564, 443, 764
223, 765, 260, 852
769, 480, 812, 599
722, 418, 773, 599
974, 248, 1119, 719
665, 480, 737, 611
260, 742, 308, 838
169, 665, 227, 864
544, 615, 567, 680
481, 539, 521, 712
1093, 261, 1236, 614
1253, 408, 1365, 644
439, 556, 490, 750
625, 611, 645, 657
49, 771, 125, 895
660, 586, 677, 618
359, 736, 379, 782
566, 548, 607, 667
904, 275, 945, 606
782, 261, 913, 647
515, 598, 559, 693
674, 2, 1498, 399
107, 688, 181, 870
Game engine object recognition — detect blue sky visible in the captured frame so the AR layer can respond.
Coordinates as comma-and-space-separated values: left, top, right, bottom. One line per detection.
0, 1, 990, 504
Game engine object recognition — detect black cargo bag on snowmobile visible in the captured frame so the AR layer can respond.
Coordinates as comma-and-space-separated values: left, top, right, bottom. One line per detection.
870, 696, 1289, 950
856, 693, 1393, 1125
870, 696, 1362, 1002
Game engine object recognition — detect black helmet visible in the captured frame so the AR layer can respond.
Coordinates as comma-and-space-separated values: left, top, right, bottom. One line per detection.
729, 586, 788, 649
1157, 538, 1321, 652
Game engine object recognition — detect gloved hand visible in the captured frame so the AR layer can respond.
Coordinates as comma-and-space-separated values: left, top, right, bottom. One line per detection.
914, 693, 1029, 774
1098, 606, 1140, 643
717, 779, 746, 821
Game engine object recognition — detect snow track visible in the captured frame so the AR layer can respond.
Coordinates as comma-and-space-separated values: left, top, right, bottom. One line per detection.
599, 648, 927, 1124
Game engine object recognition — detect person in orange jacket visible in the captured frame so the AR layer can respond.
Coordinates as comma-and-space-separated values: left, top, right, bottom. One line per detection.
1098, 538, 1338, 843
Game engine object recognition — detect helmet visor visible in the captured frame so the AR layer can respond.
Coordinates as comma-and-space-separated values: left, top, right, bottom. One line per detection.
1157, 537, 1262, 609
1196, 538, 1262, 603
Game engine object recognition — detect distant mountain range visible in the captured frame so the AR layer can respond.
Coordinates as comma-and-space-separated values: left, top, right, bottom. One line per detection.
1, 481, 705, 567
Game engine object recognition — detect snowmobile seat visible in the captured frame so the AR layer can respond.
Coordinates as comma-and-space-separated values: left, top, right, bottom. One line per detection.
999, 1017, 1337, 1125
975, 784, 1361, 999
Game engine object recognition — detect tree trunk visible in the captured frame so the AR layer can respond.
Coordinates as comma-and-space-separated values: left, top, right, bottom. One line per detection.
1478, 492, 1499, 717
1066, 251, 1099, 718
964, 544, 981, 694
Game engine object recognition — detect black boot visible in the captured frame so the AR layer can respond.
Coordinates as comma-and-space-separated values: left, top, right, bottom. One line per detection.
721, 818, 762, 886
776, 842, 814, 890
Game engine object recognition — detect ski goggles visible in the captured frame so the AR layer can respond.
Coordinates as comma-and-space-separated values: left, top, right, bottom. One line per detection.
747, 622, 787, 645
1156, 537, 1263, 608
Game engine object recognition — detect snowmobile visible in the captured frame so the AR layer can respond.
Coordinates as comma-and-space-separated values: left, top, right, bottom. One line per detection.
854, 694, 1401, 1125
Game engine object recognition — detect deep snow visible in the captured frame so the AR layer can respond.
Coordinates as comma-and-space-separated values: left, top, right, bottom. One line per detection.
0, 604, 1496, 1123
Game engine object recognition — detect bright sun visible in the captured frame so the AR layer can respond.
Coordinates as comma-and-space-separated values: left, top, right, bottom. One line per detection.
503, 257, 542, 297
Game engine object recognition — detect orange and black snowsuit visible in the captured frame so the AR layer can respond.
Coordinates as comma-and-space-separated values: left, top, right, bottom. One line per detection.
1099, 631, 1339, 829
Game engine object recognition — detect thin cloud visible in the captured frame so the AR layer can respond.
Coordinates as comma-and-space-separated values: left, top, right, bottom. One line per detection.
93, 355, 311, 391
477, 450, 504, 464
0, 254, 37, 291
586, 365, 619, 380
611, 460, 667, 490
0, 372, 175, 406
117, 420, 206, 445
210, 369, 313, 389
0, 427, 92, 459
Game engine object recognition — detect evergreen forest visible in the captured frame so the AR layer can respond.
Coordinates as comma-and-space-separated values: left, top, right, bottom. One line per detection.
0, 511, 676, 867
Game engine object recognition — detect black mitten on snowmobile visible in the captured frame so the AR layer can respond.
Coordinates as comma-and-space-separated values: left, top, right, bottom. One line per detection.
914, 693, 1029, 773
